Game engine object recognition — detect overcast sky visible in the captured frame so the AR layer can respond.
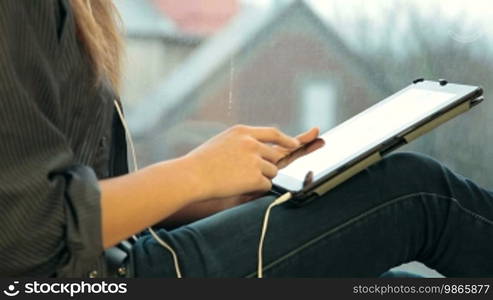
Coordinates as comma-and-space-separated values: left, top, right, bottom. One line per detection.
241, 0, 493, 48
241, 0, 493, 26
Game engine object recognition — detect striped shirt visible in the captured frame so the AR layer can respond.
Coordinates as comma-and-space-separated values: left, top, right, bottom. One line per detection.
0, 0, 128, 277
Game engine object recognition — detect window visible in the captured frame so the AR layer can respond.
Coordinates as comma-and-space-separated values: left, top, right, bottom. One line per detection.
120, 0, 492, 277
300, 80, 338, 132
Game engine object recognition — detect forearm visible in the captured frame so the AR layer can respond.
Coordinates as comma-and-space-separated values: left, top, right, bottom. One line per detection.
99, 157, 204, 249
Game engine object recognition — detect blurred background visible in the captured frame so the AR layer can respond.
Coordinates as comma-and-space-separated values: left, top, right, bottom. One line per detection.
116, 0, 493, 277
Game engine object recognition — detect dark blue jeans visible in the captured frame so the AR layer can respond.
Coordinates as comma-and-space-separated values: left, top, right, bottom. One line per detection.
132, 152, 493, 277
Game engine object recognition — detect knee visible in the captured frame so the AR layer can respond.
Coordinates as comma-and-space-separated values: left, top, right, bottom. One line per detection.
378, 152, 445, 185
384, 152, 438, 169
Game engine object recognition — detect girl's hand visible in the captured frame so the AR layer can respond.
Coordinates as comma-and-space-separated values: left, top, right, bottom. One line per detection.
185, 125, 300, 200
157, 127, 321, 228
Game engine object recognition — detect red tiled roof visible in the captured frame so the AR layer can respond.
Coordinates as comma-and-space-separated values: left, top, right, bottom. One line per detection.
152, 0, 239, 36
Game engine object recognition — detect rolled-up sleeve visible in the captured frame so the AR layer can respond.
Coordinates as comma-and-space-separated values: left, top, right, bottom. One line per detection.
0, 1, 105, 276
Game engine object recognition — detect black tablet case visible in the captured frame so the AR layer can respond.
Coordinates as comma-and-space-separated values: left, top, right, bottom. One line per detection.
285, 80, 484, 206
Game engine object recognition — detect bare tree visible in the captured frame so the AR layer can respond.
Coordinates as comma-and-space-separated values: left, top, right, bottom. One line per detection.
330, 0, 493, 188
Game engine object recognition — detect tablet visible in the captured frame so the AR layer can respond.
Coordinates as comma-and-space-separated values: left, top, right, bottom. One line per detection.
272, 80, 484, 206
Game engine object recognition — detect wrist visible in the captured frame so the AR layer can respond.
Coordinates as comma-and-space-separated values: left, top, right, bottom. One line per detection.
174, 155, 212, 202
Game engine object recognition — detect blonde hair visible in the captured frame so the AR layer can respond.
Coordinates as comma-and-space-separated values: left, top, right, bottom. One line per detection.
71, 0, 123, 90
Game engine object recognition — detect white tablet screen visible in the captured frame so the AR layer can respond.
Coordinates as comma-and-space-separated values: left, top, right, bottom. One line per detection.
274, 88, 458, 187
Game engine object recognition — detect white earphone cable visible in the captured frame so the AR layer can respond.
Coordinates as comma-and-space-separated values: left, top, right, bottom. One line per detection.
257, 192, 292, 278
114, 100, 183, 278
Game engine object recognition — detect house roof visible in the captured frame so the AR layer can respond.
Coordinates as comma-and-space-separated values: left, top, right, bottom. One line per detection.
128, 0, 392, 135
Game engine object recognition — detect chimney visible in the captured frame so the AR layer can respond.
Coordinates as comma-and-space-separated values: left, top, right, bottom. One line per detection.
152, 0, 240, 36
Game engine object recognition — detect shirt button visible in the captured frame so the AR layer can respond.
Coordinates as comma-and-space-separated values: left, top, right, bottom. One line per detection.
88, 270, 98, 278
